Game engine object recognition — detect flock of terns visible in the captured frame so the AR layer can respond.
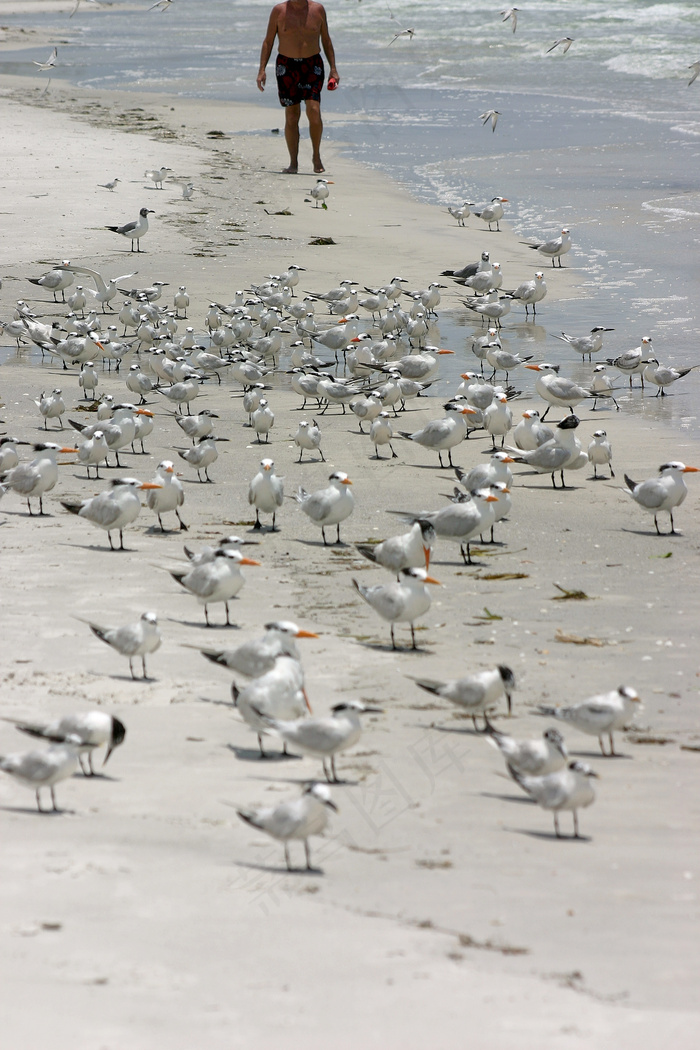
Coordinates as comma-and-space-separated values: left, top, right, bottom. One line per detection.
0, 181, 697, 867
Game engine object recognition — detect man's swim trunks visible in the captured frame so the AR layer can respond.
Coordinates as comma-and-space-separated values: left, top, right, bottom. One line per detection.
276, 53, 324, 107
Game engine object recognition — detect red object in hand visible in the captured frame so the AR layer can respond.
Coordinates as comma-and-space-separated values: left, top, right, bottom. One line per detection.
327, 76, 338, 91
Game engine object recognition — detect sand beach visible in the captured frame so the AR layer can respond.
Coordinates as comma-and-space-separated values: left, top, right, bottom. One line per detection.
1, 25, 700, 1048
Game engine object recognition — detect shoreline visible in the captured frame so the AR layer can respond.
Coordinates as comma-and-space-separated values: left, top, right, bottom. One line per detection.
1, 72, 700, 1049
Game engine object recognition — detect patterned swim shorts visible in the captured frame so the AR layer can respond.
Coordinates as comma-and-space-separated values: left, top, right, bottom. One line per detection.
276, 53, 325, 107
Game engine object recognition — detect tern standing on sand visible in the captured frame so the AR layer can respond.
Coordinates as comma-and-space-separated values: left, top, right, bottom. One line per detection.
257, 0, 339, 174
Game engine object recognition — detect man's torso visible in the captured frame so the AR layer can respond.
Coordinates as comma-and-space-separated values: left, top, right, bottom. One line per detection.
274, 0, 325, 59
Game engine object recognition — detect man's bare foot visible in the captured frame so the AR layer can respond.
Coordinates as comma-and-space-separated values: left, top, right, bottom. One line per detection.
282, 164, 298, 174
313, 159, 325, 174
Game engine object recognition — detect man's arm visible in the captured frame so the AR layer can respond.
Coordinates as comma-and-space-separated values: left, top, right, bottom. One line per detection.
319, 7, 339, 83
257, 7, 280, 91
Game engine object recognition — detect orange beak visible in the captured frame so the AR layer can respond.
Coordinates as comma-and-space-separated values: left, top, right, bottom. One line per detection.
295, 629, 319, 639
437, 349, 455, 355
239, 557, 261, 566
485, 494, 499, 502
525, 365, 541, 372
342, 478, 353, 485
303, 687, 313, 713
682, 466, 699, 473
424, 575, 441, 585
140, 482, 163, 490
423, 546, 431, 571
59, 447, 78, 454
137, 409, 154, 416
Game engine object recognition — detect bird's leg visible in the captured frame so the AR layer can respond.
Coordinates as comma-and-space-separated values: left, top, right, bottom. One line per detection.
669, 511, 677, 535
142, 655, 149, 680
297, 448, 303, 463
319, 449, 326, 462
438, 451, 444, 469
284, 844, 292, 871
609, 465, 615, 478
448, 449, 454, 467
119, 529, 125, 550
129, 657, 136, 680
271, 512, 277, 532
88, 752, 95, 776
560, 471, 567, 488
158, 514, 166, 533
225, 602, 231, 626
51, 786, 58, 812
176, 510, 187, 531
410, 623, 418, 650
573, 811, 580, 838
609, 733, 617, 757
554, 812, 561, 837
390, 624, 397, 650
390, 443, 398, 459
321, 526, 328, 545
36, 789, 43, 813
654, 515, 661, 536
257, 734, 267, 758
336, 524, 341, 544
550, 472, 557, 490
598, 735, 607, 757
253, 510, 262, 530
330, 755, 338, 783
304, 840, 313, 871
205, 605, 211, 627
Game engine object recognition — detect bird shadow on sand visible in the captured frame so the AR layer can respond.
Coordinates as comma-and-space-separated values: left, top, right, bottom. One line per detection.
85, 669, 157, 684
295, 538, 350, 549
620, 526, 682, 538
73, 771, 120, 782
0, 804, 76, 816
428, 722, 485, 736
226, 743, 301, 764
509, 827, 593, 843
352, 639, 434, 655
171, 619, 242, 630
233, 859, 325, 877
569, 748, 632, 761
480, 790, 536, 805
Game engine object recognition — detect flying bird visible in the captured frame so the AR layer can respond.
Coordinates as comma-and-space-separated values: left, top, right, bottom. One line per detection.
33, 47, 57, 71
501, 7, 519, 33
479, 110, 500, 133
547, 38, 574, 54
688, 61, 700, 87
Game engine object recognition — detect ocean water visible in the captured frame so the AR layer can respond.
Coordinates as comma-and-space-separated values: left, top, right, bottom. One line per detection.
2, 0, 700, 431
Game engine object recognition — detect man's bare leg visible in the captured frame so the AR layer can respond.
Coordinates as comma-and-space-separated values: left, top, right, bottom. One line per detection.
306, 100, 325, 173
283, 104, 301, 173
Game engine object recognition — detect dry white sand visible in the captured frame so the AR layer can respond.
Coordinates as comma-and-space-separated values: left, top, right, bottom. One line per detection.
1, 64, 700, 1050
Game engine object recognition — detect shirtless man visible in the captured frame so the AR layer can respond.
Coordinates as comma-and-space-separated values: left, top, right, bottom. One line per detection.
257, 0, 339, 174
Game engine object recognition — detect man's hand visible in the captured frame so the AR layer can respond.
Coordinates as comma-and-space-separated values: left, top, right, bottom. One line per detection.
257, 69, 266, 91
